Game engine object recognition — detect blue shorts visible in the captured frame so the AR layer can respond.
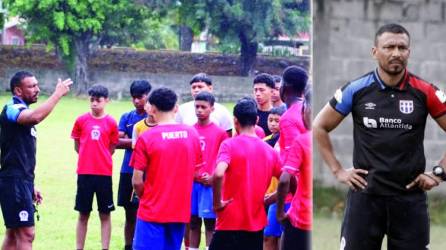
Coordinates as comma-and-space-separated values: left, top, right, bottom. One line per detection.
264, 203, 291, 237
191, 182, 215, 219
133, 219, 185, 250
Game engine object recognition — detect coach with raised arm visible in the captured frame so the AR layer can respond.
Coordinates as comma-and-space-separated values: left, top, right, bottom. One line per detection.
0, 71, 72, 249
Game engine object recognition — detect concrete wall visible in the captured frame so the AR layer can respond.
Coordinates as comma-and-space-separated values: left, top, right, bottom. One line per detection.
0, 46, 310, 103
314, 0, 446, 189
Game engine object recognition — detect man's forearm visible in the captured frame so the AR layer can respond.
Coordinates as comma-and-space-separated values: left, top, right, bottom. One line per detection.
213, 175, 223, 207
277, 173, 290, 213
314, 125, 344, 175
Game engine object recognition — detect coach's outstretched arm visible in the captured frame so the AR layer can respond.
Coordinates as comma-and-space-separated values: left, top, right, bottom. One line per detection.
313, 104, 368, 190
17, 78, 73, 125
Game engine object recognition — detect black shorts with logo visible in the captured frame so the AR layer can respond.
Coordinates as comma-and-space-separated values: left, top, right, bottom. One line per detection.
75, 174, 115, 214
340, 190, 429, 250
117, 173, 138, 209
0, 177, 35, 229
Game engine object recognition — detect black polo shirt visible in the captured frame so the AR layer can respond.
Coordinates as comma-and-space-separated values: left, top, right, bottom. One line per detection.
329, 69, 446, 195
0, 96, 36, 181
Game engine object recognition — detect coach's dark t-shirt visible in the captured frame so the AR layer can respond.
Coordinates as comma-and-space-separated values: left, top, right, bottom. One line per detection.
329, 69, 446, 195
257, 109, 271, 136
0, 96, 36, 181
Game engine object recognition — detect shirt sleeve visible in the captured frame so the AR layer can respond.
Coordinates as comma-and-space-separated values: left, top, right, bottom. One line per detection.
216, 140, 231, 165
130, 137, 149, 171
272, 151, 282, 178
219, 104, 234, 131
282, 140, 303, 176
118, 113, 128, 133
328, 83, 355, 116
131, 124, 139, 148
426, 83, 446, 118
71, 117, 82, 139
5, 103, 27, 123
110, 118, 119, 145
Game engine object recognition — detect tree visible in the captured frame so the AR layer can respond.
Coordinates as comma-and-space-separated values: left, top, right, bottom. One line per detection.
207, 0, 311, 76
4, 0, 151, 94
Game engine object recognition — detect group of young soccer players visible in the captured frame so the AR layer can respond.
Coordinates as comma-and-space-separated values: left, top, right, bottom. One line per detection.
70, 65, 311, 250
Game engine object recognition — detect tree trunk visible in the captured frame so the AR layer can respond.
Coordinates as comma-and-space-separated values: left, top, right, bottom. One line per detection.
239, 31, 258, 76
73, 37, 91, 95
179, 25, 193, 51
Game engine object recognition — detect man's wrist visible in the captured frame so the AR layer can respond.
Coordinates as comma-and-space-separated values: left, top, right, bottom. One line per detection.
432, 165, 446, 181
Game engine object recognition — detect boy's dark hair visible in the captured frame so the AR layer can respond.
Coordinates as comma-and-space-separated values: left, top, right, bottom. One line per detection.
190, 73, 212, 86
130, 80, 152, 97
234, 97, 258, 127
10, 71, 34, 94
375, 23, 410, 45
272, 75, 282, 84
148, 87, 177, 112
195, 91, 215, 106
282, 66, 308, 95
253, 73, 275, 89
88, 84, 109, 98
270, 105, 287, 116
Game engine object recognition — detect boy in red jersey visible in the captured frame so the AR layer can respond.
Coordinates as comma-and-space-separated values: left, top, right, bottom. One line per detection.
189, 91, 228, 250
279, 66, 309, 161
130, 88, 203, 250
71, 84, 119, 250
210, 97, 282, 250
277, 94, 312, 250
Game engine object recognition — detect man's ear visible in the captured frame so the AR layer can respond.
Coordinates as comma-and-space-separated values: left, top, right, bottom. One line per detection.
173, 104, 179, 113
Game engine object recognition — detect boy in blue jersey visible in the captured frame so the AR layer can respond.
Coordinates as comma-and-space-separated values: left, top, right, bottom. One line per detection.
116, 80, 152, 250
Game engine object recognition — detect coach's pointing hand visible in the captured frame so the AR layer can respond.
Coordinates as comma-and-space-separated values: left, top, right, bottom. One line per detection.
54, 78, 73, 97
335, 167, 368, 191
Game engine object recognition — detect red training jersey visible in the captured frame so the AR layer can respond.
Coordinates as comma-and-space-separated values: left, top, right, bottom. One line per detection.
130, 124, 203, 223
283, 133, 312, 231
193, 122, 228, 176
71, 113, 119, 176
279, 101, 306, 161
216, 134, 281, 231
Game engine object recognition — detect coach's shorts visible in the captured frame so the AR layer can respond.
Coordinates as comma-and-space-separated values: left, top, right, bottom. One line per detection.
340, 190, 429, 250
281, 219, 311, 250
0, 178, 35, 229
209, 230, 263, 250
117, 173, 138, 209
133, 219, 185, 250
264, 202, 291, 237
75, 174, 115, 214
191, 182, 215, 219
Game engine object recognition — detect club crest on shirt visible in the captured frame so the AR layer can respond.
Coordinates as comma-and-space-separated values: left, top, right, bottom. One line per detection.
199, 136, 206, 151
91, 125, 101, 140
399, 100, 413, 114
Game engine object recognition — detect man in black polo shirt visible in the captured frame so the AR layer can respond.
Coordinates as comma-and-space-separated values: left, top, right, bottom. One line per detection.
0, 71, 72, 249
314, 23, 446, 250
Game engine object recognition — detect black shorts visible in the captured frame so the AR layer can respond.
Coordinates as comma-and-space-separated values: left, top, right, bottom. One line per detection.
340, 190, 429, 250
75, 175, 115, 214
209, 230, 263, 250
281, 219, 311, 250
117, 173, 138, 209
0, 178, 35, 229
